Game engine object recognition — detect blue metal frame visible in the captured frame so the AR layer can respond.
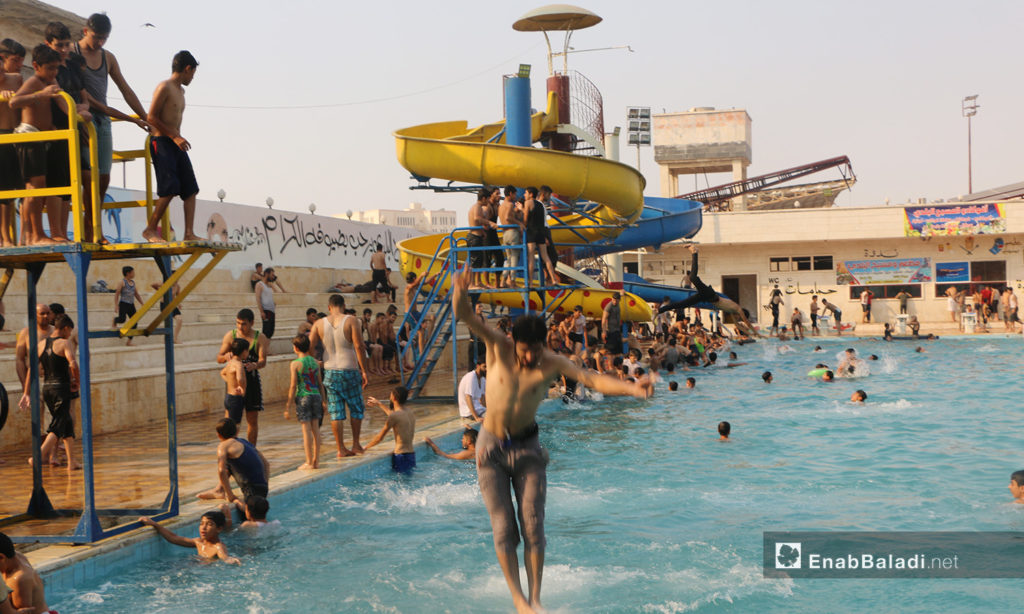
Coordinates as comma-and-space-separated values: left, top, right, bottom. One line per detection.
4, 252, 181, 544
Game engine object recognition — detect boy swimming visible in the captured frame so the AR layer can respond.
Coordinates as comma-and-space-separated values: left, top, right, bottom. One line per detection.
139, 507, 240, 564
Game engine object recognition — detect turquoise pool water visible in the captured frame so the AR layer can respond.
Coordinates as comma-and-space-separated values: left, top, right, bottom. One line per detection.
54, 336, 1024, 612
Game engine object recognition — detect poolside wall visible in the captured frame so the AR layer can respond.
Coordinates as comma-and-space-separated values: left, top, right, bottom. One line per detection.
626, 201, 1024, 325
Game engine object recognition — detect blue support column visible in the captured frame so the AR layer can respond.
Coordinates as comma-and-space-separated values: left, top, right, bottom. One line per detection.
503, 76, 532, 147
25, 262, 54, 518
155, 256, 179, 515
63, 251, 102, 541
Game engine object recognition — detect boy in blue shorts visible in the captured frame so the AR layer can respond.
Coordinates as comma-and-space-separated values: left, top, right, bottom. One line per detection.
220, 338, 247, 424
285, 334, 325, 470
142, 50, 199, 243
364, 386, 416, 475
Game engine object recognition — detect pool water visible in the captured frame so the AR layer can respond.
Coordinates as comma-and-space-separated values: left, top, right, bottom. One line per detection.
55, 336, 1024, 613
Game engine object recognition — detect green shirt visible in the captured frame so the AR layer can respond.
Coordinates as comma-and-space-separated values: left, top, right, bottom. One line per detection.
294, 355, 321, 398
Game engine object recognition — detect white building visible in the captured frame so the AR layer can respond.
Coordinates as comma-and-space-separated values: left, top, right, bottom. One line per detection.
353, 202, 456, 234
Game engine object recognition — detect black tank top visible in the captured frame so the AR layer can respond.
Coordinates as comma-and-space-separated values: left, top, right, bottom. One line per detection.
526, 200, 545, 233
40, 337, 71, 385
232, 329, 261, 385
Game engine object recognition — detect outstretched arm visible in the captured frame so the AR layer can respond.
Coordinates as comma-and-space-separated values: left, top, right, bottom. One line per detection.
553, 354, 649, 399
138, 517, 195, 548
452, 264, 505, 346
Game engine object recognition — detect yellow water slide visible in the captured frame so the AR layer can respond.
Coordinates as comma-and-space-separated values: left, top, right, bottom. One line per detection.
394, 92, 653, 321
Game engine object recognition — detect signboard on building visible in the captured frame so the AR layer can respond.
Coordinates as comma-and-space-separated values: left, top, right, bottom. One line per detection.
836, 258, 932, 285
903, 203, 1006, 237
106, 188, 421, 273
935, 262, 970, 283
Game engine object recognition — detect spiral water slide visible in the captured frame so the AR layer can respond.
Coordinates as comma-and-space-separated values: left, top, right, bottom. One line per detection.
394, 92, 669, 320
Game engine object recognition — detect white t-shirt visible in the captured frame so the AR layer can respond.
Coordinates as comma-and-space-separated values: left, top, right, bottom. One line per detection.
458, 370, 486, 419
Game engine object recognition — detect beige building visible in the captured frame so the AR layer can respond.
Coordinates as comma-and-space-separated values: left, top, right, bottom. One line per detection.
625, 201, 1023, 327
353, 202, 456, 234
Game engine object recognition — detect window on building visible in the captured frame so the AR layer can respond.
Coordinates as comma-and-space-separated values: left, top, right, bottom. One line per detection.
935, 260, 1006, 297
770, 257, 790, 272
792, 256, 812, 271
813, 255, 833, 270
849, 285, 923, 300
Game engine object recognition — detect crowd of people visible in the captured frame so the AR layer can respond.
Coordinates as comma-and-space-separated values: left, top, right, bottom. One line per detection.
0, 14, 201, 246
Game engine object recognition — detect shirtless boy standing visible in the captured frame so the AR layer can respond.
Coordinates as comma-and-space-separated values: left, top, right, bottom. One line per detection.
0, 531, 51, 613
363, 386, 417, 474
138, 509, 240, 565
0, 39, 26, 247
142, 50, 199, 243
9, 44, 69, 245
220, 338, 248, 425
453, 263, 649, 613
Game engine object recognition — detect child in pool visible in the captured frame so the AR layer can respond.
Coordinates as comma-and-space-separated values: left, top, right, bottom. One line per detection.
139, 506, 240, 564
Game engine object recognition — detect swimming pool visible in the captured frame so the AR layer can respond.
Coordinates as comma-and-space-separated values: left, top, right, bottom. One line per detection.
51, 336, 1024, 612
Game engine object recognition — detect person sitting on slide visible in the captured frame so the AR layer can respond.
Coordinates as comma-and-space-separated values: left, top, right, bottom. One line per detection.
657, 245, 760, 337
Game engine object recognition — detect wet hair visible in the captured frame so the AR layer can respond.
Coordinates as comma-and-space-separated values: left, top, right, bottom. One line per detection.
869, 354, 878, 360
815, 363, 827, 369
669, 381, 678, 391
478, 188, 492, 200
1012, 471, 1024, 487
306, 307, 318, 317
236, 308, 255, 323
845, 348, 855, 354
612, 356, 623, 368
668, 336, 676, 346
462, 428, 478, 445
44, 22, 71, 43
686, 377, 696, 386
230, 338, 249, 357
86, 12, 112, 35
511, 314, 546, 345
853, 390, 867, 402
31, 44, 60, 66
53, 314, 74, 330
246, 496, 269, 520
0, 531, 14, 558
329, 294, 345, 309
49, 303, 65, 315
406, 272, 417, 284
292, 334, 310, 353
524, 186, 539, 198
0, 39, 26, 58
729, 352, 737, 360
814, 345, 822, 351
216, 418, 238, 439
718, 421, 731, 437
122, 265, 134, 277
665, 362, 675, 373
707, 351, 717, 363
201, 510, 227, 528
762, 371, 772, 382
392, 386, 409, 405
172, 50, 199, 73
823, 370, 834, 380
634, 367, 645, 377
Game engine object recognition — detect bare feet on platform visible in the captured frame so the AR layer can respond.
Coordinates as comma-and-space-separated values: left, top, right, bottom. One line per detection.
182, 233, 201, 242
197, 486, 227, 500
142, 229, 166, 243
351, 444, 365, 455
297, 463, 315, 471
30, 236, 58, 246
336, 450, 356, 459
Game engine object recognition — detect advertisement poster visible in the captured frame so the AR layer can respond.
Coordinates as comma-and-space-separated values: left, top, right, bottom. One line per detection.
836, 257, 932, 285
935, 262, 969, 283
903, 203, 1006, 237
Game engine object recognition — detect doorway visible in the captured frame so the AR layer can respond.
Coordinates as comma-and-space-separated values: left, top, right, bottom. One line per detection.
721, 274, 758, 322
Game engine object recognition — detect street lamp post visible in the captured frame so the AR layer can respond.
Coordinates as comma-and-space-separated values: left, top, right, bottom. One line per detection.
962, 95, 979, 195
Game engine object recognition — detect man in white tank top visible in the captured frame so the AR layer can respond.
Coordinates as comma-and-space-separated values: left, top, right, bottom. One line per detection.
310, 294, 370, 457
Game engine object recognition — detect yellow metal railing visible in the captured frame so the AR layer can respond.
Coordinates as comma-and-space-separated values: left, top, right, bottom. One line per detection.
0, 93, 170, 242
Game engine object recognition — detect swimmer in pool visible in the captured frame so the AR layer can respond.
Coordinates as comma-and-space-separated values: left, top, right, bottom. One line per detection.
425, 429, 477, 461
0, 531, 51, 614
822, 370, 835, 382
813, 345, 824, 352
915, 346, 926, 353
718, 421, 731, 441
669, 381, 679, 391
139, 508, 240, 564
850, 390, 867, 403
453, 263, 648, 614
686, 377, 696, 389
1009, 471, 1024, 504
234, 495, 276, 529
762, 371, 773, 383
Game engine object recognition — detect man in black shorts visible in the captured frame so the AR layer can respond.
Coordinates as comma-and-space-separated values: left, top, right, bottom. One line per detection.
35, 314, 80, 470
215, 309, 268, 446
142, 50, 200, 243
467, 188, 496, 288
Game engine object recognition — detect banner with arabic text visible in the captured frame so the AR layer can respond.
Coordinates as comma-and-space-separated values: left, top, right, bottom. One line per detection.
904, 203, 1005, 237
836, 258, 932, 286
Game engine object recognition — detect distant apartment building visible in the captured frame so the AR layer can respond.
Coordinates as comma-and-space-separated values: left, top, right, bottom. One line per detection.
354, 202, 457, 234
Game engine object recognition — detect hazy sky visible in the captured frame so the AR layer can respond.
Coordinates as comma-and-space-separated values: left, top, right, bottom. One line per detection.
44, 0, 1024, 222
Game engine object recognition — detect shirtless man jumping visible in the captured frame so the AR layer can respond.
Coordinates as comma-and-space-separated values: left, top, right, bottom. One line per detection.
658, 245, 760, 337
142, 50, 199, 243
453, 264, 649, 613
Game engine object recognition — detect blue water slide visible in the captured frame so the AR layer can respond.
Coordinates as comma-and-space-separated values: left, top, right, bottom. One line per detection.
572, 197, 703, 259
